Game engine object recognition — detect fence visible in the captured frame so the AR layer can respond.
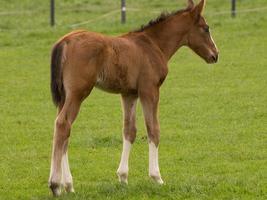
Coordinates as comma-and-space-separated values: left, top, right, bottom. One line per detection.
50, 0, 238, 27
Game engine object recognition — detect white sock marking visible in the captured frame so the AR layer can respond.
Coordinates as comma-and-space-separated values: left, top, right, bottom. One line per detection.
149, 142, 163, 184
61, 153, 73, 185
117, 139, 131, 183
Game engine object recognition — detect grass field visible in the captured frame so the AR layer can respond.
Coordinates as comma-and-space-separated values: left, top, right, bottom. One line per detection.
0, 0, 267, 199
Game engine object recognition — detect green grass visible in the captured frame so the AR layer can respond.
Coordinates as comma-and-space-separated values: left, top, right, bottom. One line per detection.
0, 0, 267, 199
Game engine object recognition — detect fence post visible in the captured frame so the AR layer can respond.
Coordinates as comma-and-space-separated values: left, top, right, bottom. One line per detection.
50, 0, 55, 26
121, 0, 126, 24
231, 0, 236, 17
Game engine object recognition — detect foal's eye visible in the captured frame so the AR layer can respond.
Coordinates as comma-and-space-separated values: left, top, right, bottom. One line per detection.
204, 26, 210, 33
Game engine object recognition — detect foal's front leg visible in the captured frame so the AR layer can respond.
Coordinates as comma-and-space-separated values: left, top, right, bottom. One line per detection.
140, 87, 164, 184
117, 95, 137, 184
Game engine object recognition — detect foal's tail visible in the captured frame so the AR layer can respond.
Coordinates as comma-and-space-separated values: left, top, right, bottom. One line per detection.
50, 42, 65, 107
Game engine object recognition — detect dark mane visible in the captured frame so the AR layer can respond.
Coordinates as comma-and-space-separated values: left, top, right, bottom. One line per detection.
133, 8, 190, 32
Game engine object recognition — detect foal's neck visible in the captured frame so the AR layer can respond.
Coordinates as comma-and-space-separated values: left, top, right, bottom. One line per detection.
144, 12, 190, 60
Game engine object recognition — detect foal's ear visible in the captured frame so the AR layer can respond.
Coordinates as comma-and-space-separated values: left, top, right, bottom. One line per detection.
191, 0, 206, 21
195, 0, 206, 15
186, 0, 194, 10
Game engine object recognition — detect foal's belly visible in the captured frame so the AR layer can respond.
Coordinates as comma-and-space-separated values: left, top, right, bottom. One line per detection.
95, 65, 137, 94
95, 79, 137, 94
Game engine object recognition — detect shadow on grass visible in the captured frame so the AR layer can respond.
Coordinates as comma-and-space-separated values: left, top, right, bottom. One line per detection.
33, 180, 176, 200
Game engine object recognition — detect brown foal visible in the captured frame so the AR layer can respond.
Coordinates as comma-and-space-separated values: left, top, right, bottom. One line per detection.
48, 0, 218, 196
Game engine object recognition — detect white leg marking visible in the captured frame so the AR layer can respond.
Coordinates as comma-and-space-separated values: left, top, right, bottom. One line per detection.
117, 139, 132, 184
61, 153, 74, 193
149, 142, 163, 184
49, 153, 62, 196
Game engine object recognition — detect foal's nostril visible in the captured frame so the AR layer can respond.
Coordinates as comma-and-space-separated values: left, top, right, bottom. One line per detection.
211, 54, 218, 62
212, 56, 217, 62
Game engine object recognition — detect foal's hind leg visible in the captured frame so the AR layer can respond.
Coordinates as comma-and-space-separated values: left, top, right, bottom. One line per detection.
49, 95, 85, 196
139, 87, 163, 184
51, 105, 74, 193
61, 141, 74, 192
117, 94, 137, 184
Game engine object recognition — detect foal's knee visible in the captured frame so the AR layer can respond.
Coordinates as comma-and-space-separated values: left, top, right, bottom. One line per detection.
148, 134, 159, 146
124, 126, 137, 144
147, 128, 160, 146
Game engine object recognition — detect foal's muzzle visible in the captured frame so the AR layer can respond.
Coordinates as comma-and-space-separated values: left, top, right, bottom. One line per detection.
208, 51, 219, 64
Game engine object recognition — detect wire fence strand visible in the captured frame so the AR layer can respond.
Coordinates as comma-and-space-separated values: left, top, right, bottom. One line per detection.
68, 6, 267, 27
1, 5, 267, 28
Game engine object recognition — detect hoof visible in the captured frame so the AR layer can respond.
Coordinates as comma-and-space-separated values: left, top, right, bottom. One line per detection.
117, 172, 128, 184
49, 182, 62, 197
150, 175, 164, 185
64, 182, 75, 193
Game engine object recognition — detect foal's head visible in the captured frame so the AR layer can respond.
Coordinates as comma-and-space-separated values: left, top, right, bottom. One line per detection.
185, 0, 219, 63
